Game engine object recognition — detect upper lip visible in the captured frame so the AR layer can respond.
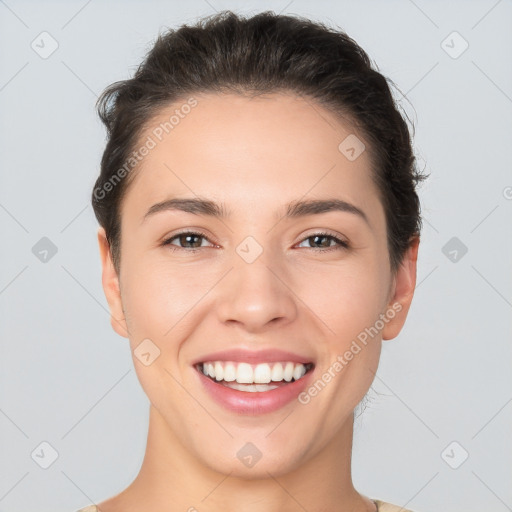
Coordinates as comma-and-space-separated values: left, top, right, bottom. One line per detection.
192, 348, 315, 366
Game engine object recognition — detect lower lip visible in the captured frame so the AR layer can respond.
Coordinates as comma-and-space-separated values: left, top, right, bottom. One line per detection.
195, 366, 315, 415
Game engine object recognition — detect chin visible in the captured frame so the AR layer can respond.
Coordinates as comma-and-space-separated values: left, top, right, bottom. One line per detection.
204, 451, 302, 480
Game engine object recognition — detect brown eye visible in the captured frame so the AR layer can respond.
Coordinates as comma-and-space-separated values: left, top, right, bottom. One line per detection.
162, 231, 213, 252
297, 232, 349, 251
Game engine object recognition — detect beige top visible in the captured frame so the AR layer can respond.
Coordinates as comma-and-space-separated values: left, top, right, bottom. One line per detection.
75, 499, 418, 511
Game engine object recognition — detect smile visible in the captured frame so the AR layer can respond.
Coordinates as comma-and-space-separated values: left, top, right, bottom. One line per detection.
196, 361, 314, 392
193, 354, 316, 415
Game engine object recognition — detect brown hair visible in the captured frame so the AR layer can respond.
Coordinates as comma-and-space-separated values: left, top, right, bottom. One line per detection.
92, 10, 427, 274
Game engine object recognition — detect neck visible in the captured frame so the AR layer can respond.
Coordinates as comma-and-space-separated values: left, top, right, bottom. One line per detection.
102, 405, 375, 512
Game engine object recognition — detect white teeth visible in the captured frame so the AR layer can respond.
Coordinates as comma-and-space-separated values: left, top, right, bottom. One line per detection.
199, 360, 311, 385
236, 363, 253, 383
214, 362, 224, 381
222, 382, 279, 392
223, 362, 236, 382
253, 363, 271, 384
293, 364, 306, 381
271, 362, 284, 381
283, 362, 294, 382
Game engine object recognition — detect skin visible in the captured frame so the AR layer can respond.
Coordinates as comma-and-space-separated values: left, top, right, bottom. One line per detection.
96, 92, 419, 512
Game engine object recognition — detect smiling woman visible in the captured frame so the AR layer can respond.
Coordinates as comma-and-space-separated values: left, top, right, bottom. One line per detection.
80, 9, 427, 512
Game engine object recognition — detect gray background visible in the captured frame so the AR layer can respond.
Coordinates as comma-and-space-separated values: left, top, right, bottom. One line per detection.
1, 1, 511, 511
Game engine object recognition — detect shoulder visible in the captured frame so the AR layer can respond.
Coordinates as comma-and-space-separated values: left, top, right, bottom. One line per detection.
74, 506, 98, 512
373, 499, 419, 511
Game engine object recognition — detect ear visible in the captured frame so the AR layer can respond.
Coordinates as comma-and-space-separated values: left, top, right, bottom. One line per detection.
382, 235, 420, 341
97, 226, 129, 338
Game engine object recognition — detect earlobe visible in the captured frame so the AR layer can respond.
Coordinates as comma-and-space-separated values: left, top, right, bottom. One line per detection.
382, 236, 420, 341
97, 227, 129, 338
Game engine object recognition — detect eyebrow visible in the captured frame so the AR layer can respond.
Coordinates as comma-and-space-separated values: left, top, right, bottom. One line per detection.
141, 197, 370, 226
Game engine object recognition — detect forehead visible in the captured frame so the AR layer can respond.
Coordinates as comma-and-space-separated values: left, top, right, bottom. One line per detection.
121, 92, 383, 227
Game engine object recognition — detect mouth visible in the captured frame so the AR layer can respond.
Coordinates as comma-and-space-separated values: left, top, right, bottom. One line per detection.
195, 361, 314, 391
193, 359, 315, 414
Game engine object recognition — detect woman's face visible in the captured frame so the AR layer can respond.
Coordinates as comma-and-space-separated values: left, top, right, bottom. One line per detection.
99, 92, 417, 478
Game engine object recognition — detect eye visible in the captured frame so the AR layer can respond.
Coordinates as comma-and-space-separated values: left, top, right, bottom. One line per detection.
161, 231, 215, 252
161, 230, 349, 253
296, 231, 349, 252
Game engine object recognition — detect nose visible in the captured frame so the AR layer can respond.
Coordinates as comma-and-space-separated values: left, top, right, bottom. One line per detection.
215, 251, 298, 333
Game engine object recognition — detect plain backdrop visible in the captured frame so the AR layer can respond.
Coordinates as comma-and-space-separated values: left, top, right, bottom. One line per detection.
0, 1, 511, 511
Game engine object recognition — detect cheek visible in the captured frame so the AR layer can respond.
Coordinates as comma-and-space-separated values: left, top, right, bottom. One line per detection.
121, 256, 210, 339
296, 261, 388, 345
119, 258, 203, 413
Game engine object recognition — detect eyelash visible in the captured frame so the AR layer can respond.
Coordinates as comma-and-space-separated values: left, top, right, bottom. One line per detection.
161, 230, 349, 253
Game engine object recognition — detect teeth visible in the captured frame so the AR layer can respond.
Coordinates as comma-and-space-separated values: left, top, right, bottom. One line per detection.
199, 361, 311, 384
237, 363, 253, 384
293, 364, 306, 381
283, 362, 294, 382
214, 362, 224, 381
223, 362, 236, 382
222, 382, 279, 392
253, 363, 271, 384
271, 363, 283, 381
